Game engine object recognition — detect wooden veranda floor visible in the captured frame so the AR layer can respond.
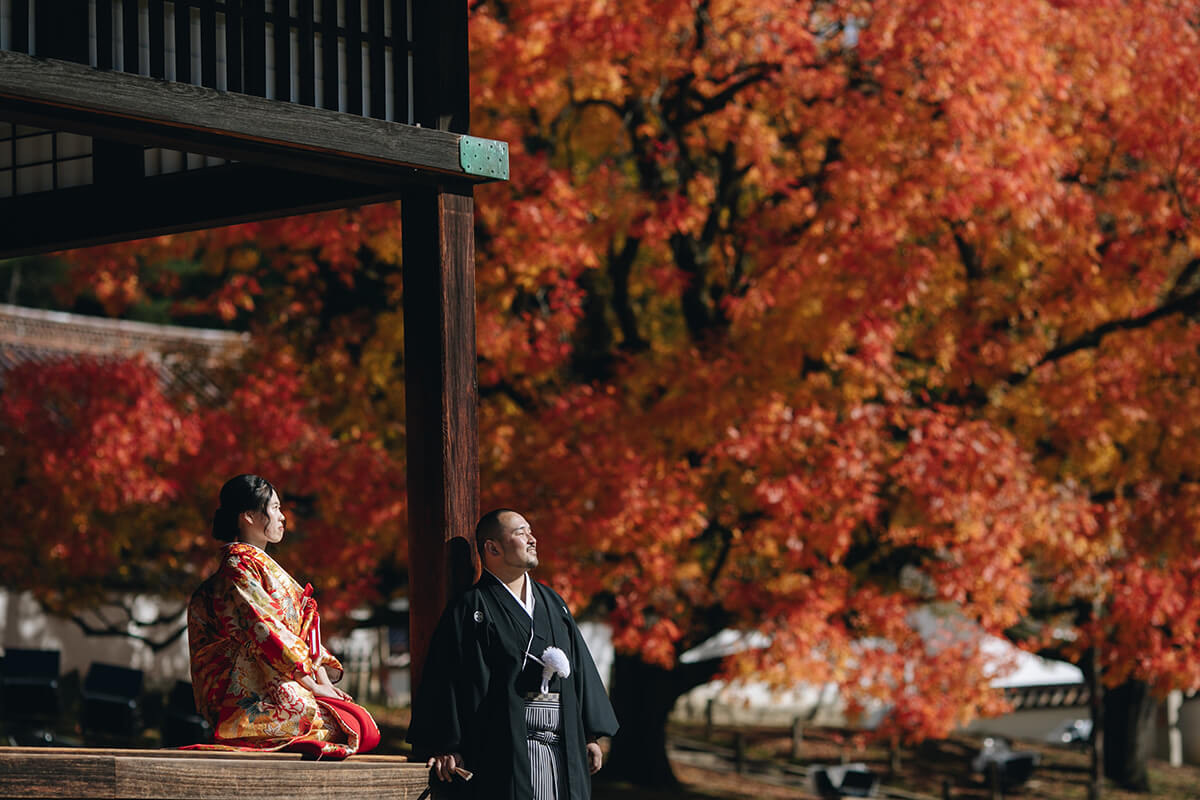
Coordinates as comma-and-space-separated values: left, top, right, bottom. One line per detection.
0, 746, 429, 799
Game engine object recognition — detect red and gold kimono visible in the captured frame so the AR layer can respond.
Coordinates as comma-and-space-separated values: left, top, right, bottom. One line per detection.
187, 542, 359, 757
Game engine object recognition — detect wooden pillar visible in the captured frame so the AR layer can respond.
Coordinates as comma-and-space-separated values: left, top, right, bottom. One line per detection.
402, 184, 480, 694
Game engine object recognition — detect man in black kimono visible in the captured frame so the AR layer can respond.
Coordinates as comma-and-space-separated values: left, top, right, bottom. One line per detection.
408, 509, 619, 800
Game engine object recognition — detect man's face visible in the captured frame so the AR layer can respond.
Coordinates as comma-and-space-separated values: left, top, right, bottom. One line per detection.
492, 511, 538, 572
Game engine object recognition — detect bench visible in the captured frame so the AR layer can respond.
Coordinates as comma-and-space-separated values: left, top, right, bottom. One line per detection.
0, 746, 431, 799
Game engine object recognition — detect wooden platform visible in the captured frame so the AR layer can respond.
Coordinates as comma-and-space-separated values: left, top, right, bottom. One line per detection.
0, 747, 431, 799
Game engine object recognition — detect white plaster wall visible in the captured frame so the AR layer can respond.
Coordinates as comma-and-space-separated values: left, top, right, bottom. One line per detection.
966, 707, 1087, 743
578, 621, 613, 692
1179, 694, 1200, 766
672, 680, 855, 728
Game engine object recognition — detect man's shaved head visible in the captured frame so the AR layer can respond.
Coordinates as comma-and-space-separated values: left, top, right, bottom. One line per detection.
476, 508, 520, 559
476, 509, 538, 576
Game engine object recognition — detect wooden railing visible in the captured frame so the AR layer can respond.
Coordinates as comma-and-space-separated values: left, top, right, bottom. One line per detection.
1, 0, 413, 122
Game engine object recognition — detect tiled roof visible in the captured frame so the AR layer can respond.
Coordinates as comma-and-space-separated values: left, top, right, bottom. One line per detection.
0, 303, 249, 401
1004, 683, 1090, 710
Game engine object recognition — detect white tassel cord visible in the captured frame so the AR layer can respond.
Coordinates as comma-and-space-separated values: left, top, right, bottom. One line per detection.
527, 646, 571, 694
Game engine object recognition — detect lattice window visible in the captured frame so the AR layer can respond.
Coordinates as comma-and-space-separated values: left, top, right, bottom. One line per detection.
0, 124, 94, 199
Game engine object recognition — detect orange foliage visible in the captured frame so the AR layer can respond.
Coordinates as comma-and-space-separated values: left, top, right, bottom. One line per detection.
0, 352, 403, 623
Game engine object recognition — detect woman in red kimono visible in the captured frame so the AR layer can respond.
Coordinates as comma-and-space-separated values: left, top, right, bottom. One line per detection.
186, 474, 380, 758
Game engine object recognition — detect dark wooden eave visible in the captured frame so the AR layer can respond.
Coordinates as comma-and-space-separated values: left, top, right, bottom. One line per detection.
0, 49, 506, 255
0, 51, 501, 188
0, 163, 407, 258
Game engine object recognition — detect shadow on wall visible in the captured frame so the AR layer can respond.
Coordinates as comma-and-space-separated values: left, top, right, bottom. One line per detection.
0, 590, 191, 689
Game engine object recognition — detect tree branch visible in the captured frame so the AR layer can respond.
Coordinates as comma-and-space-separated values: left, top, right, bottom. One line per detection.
952, 229, 983, 281
609, 236, 647, 352
69, 609, 188, 653
570, 97, 626, 118
671, 233, 715, 340
1008, 283, 1200, 387
687, 65, 782, 123
478, 378, 538, 412
1165, 257, 1200, 304
705, 524, 735, 591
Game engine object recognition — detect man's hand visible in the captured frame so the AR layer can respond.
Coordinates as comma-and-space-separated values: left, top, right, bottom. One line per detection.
427, 752, 465, 782
586, 741, 603, 774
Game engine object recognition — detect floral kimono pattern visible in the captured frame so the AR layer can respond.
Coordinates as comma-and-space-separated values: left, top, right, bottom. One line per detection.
187, 542, 358, 757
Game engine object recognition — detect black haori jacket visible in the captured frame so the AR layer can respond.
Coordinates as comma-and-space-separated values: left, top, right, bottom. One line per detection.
408, 572, 619, 800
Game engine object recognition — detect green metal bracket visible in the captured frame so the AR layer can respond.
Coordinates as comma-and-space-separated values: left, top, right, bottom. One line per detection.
459, 135, 509, 180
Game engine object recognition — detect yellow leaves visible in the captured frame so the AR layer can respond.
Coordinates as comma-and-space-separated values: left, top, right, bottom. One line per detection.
365, 230, 403, 266
359, 310, 406, 393
228, 247, 259, 272
1077, 438, 1121, 482
765, 572, 809, 596
674, 562, 704, 585
952, 517, 986, 544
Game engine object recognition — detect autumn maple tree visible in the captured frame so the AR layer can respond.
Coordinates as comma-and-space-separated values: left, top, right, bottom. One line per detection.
6, 0, 1200, 791
463, 0, 1200, 789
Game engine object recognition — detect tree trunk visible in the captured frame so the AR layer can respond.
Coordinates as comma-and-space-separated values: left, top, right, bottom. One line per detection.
600, 653, 721, 788
1103, 678, 1157, 792
1087, 641, 1103, 800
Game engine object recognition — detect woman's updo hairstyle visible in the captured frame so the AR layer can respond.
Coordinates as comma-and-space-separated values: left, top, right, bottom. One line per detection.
212, 474, 277, 542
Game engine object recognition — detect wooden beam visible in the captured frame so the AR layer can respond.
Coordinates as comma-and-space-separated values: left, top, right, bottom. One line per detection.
402, 184, 480, 694
0, 164, 403, 259
0, 50, 504, 187
0, 747, 428, 799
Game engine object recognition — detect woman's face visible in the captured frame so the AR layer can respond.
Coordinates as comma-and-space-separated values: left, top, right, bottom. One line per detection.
240, 490, 286, 546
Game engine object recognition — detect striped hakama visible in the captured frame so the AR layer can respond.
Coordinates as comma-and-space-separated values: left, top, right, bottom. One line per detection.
524, 693, 566, 800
